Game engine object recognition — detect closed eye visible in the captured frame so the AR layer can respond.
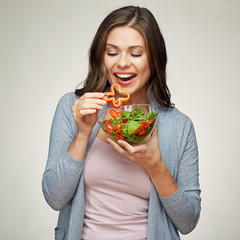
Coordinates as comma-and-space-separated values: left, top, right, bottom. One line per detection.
131, 54, 142, 57
107, 53, 118, 57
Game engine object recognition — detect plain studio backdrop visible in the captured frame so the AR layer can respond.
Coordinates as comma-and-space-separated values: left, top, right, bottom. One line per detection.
0, 0, 239, 239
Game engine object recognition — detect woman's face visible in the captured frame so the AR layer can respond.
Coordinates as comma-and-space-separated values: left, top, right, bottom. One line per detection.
104, 26, 151, 104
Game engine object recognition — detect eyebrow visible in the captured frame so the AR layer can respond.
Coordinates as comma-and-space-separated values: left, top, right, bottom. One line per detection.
106, 43, 145, 50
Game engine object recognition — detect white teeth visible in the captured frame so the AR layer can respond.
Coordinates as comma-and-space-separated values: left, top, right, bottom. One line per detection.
116, 74, 134, 78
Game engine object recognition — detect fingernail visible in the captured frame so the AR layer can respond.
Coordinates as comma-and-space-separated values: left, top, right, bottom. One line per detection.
100, 100, 107, 104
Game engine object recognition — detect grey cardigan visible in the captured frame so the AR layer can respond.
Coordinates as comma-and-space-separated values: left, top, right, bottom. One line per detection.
42, 91, 201, 240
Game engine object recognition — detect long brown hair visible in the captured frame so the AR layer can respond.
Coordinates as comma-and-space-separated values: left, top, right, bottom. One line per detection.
75, 6, 173, 108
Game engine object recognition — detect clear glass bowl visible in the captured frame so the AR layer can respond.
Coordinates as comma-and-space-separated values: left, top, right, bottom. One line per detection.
97, 104, 159, 145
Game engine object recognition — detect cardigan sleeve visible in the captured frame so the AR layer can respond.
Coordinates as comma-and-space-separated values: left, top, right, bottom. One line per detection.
160, 115, 201, 234
42, 93, 84, 211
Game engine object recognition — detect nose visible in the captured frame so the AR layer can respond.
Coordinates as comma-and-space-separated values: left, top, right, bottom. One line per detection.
117, 53, 130, 68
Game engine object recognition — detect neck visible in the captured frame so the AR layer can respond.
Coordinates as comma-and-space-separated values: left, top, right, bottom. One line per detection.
125, 86, 150, 105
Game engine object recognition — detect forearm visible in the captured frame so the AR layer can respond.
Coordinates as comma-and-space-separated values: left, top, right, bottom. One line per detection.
43, 133, 89, 211
43, 133, 90, 210
42, 151, 84, 210
147, 156, 200, 234
147, 157, 178, 198
68, 132, 91, 161
160, 187, 201, 234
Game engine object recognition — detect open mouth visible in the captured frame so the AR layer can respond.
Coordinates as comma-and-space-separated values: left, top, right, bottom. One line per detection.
114, 73, 137, 81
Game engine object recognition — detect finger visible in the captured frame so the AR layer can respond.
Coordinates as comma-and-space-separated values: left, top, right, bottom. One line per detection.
79, 109, 97, 115
106, 138, 129, 156
82, 92, 105, 99
81, 98, 107, 106
117, 140, 137, 154
76, 98, 106, 108
117, 140, 148, 162
81, 102, 104, 110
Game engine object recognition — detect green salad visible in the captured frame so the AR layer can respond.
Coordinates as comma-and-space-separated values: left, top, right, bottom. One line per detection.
103, 108, 157, 144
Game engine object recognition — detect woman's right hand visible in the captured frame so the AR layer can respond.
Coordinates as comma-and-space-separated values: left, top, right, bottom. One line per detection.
71, 92, 106, 138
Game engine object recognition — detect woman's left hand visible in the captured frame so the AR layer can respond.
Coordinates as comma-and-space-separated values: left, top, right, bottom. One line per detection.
107, 124, 179, 197
107, 125, 161, 173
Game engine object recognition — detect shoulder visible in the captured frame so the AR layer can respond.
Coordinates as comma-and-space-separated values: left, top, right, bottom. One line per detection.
158, 106, 198, 160
54, 92, 79, 121
55, 92, 80, 114
57, 92, 79, 107
157, 106, 195, 145
170, 107, 192, 128
158, 106, 192, 127
150, 90, 192, 130
52, 92, 78, 135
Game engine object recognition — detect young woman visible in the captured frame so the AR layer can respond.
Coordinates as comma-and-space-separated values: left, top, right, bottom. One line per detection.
42, 6, 201, 240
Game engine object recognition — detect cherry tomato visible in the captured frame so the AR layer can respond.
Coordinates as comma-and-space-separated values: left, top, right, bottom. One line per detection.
110, 110, 118, 120
103, 120, 112, 124
113, 124, 122, 135
110, 110, 123, 120
113, 133, 125, 140
137, 128, 148, 137
105, 125, 114, 134
121, 119, 128, 123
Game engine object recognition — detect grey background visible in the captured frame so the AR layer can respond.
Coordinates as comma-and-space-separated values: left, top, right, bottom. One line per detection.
1, 0, 239, 239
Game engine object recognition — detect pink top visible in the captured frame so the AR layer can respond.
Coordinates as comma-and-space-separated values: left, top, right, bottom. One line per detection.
82, 137, 151, 240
